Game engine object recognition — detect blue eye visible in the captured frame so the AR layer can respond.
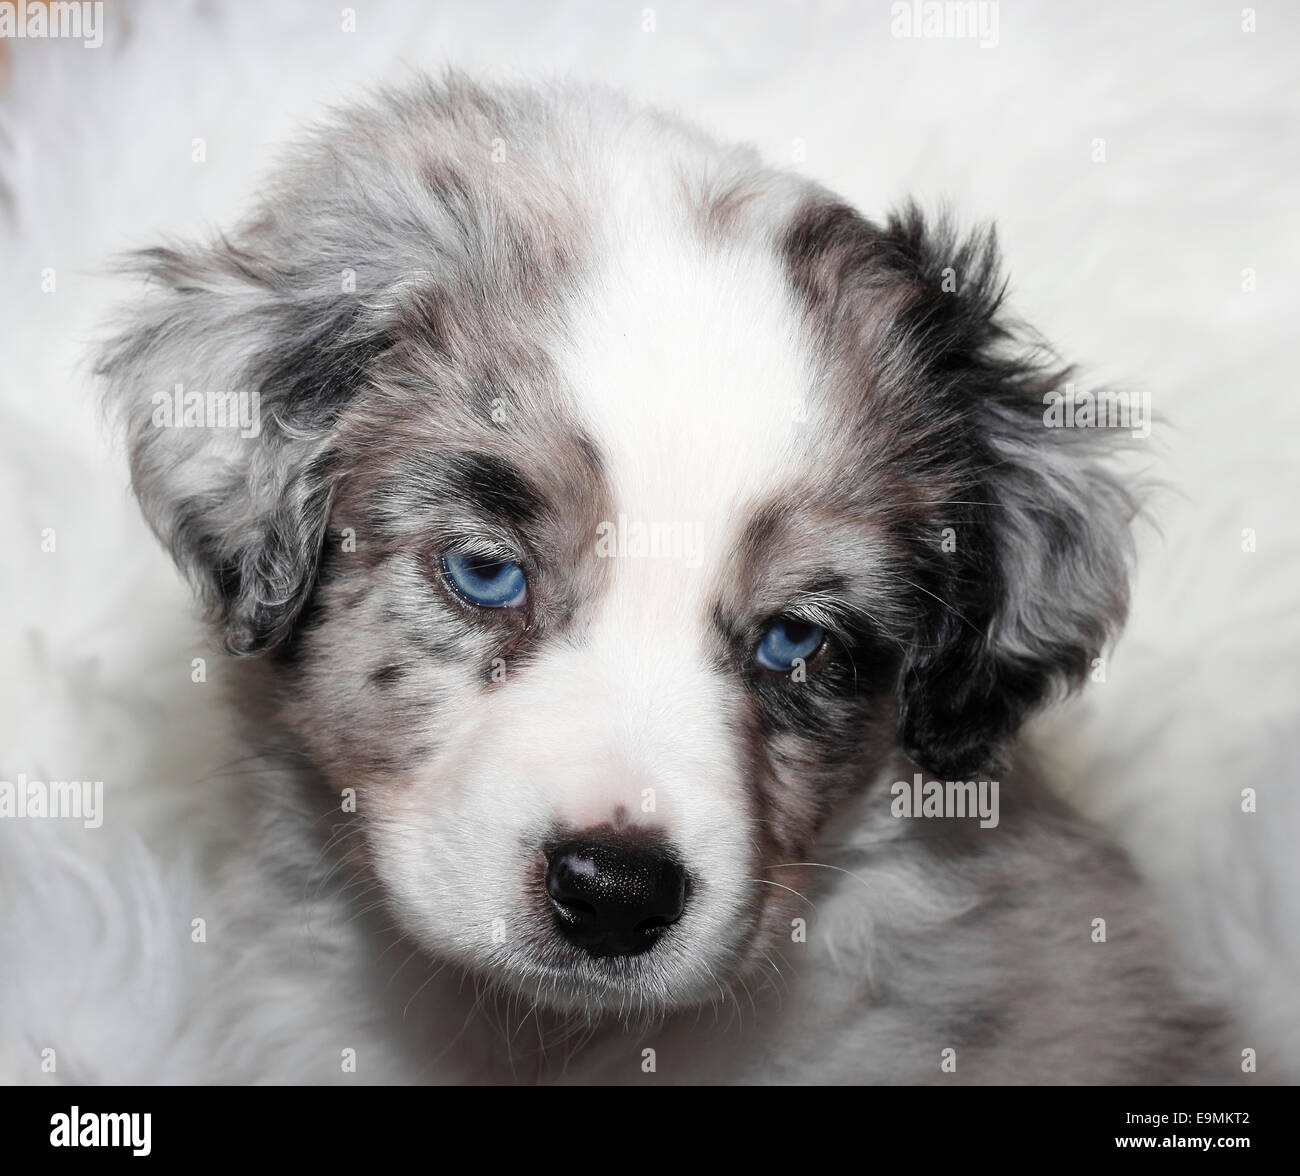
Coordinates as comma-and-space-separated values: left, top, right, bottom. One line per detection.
756, 618, 824, 672
442, 553, 527, 608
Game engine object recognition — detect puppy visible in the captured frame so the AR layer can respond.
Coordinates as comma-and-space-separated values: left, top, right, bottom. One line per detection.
99, 73, 1234, 1084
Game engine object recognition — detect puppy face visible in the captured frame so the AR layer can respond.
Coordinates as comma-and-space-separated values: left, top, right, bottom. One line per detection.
101, 77, 1132, 1014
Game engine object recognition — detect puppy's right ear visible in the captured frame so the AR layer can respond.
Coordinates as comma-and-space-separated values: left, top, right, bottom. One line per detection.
99, 240, 392, 655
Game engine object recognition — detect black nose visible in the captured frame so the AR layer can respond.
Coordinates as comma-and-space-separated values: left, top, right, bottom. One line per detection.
545, 837, 688, 957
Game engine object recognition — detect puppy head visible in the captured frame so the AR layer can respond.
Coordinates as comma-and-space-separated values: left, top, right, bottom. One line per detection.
101, 76, 1132, 1014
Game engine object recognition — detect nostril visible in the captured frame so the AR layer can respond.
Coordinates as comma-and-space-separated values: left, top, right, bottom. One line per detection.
550, 896, 599, 928
545, 870, 596, 914
548, 890, 599, 930
544, 835, 688, 958
556, 897, 597, 918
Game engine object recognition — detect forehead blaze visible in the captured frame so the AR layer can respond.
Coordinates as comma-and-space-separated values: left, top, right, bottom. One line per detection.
553, 231, 834, 624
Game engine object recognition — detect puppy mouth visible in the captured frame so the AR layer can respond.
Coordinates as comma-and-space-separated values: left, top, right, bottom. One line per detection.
504, 900, 767, 1017
502, 945, 710, 1016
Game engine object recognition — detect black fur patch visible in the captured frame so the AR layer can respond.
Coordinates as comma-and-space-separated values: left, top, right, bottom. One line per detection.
782, 199, 1133, 777
442, 452, 547, 530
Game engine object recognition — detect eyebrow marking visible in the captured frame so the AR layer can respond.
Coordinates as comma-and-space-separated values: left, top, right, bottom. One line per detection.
442, 452, 547, 529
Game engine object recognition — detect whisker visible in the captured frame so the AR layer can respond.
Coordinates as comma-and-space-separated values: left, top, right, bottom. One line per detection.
748, 877, 816, 908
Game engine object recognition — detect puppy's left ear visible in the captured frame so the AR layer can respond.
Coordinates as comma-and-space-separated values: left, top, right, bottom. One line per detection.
872, 209, 1137, 778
